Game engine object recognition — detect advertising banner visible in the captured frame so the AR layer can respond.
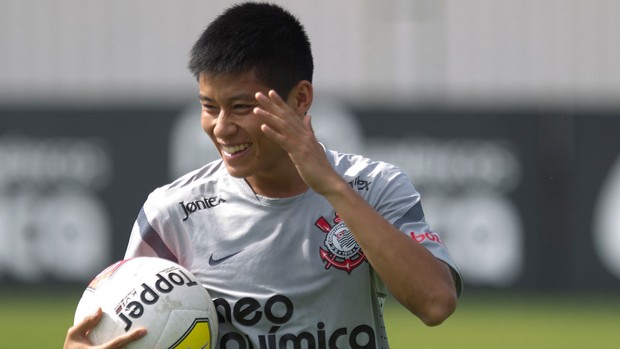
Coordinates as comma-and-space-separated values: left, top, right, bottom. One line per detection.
0, 108, 176, 284
1, 104, 619, 292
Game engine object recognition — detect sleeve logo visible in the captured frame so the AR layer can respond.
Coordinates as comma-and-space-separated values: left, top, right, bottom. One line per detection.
410, 231, 444, 245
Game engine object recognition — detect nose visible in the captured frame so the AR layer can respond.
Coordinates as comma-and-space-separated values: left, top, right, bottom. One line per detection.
212, 110, 237, 138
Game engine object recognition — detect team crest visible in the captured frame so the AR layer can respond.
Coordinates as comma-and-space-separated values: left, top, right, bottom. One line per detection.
314, 213, 366, 273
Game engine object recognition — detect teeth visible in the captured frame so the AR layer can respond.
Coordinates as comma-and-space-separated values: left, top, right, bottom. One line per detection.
222, 143, 250, 154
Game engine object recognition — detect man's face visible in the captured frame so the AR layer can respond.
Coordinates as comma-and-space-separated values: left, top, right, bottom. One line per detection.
198, 71, 293, 181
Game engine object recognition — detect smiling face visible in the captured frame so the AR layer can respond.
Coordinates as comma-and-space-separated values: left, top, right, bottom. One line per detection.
199, 70, 300, 190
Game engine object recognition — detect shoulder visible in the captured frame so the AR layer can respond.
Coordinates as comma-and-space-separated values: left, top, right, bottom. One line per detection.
147, 159, 227, 203
325, 147, 408, 183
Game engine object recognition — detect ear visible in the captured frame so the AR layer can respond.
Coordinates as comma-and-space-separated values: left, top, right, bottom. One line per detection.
286, 80, 313, 116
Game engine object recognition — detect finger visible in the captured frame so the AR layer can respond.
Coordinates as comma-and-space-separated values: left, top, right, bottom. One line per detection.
64, 309, 103, 349
101, 328, 147, 349
72, 307, 103, 334
252, 105, 272, 119
253, 95, 281, 124
255, 90, 287, 113
254, 91, 275, 109
253, 106, 288, 135
260, 123, 285, 143
267, 89, 286, 106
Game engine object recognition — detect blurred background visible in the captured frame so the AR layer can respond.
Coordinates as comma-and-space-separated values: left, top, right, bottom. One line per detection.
1, 0, 619, 347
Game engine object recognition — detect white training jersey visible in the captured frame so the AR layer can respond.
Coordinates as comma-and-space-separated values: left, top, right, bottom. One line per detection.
125, 146, 462, 349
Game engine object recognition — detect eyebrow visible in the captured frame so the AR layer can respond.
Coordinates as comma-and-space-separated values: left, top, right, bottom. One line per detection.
199, 93, 257, 103
199, 95, 213, 102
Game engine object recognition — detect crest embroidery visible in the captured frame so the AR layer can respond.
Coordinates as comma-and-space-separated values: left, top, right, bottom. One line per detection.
314, 213, 366, 273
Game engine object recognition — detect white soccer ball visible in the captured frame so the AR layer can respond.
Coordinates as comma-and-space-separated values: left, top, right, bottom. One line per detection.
74, 256, 218, 349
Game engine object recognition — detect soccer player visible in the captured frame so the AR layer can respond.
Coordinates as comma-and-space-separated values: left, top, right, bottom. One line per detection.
65, 2, 462, 348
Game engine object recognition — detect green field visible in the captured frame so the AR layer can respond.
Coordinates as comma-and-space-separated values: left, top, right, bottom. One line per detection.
1, 288, 618, 348
385, 293, 620, 349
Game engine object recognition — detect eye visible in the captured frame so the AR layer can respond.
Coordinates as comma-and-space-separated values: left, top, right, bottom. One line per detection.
233, 104, 255, 115
201, 103, 219, 116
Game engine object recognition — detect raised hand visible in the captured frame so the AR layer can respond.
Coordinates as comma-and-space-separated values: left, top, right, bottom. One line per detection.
253, 89, 344, 196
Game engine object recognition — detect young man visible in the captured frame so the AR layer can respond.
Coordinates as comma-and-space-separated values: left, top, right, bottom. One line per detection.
65, 2, 461, 348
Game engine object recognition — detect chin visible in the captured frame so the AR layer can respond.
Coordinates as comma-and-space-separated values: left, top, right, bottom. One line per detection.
223, 164, 250, 179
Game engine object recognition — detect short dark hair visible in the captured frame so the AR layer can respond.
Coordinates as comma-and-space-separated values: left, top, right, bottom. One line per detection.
188, 2, 314, 97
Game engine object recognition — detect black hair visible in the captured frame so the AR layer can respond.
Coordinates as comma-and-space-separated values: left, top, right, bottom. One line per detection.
188, 2, 314, 97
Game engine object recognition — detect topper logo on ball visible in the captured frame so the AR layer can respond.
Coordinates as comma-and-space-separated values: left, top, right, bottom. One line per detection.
116, 267, 199, 331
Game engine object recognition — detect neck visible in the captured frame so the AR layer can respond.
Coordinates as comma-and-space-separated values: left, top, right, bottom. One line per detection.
244, 172, 308, 198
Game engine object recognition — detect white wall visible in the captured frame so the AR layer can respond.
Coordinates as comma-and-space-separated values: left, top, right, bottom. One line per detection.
0, 0, 618, 107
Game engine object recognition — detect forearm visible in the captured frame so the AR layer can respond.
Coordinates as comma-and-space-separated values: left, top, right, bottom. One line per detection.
322, 179, 457, 325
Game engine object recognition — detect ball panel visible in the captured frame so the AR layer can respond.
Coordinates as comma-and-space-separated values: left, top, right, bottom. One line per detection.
74, 257, 217, 349
155, 310, 216, 349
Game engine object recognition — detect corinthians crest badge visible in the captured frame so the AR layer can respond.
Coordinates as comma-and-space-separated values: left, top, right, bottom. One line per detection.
314, 213, 366, 273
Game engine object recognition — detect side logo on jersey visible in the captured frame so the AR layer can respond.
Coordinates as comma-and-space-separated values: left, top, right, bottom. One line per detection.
314, 213, 366, 273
